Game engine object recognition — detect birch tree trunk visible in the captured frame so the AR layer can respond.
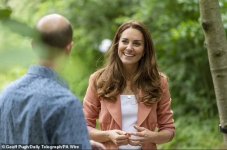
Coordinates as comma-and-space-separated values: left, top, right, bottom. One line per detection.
199, 0, 227, 147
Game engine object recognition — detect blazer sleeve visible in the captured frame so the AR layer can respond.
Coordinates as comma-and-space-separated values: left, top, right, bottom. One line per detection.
157, 76, 175, 140
83, 74, 101, 129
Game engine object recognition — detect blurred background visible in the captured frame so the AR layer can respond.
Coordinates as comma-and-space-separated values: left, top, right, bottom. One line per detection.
0, 0, 226, 148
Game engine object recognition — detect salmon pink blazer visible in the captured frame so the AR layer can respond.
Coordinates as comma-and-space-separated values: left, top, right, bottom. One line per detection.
83, 73, 175, 150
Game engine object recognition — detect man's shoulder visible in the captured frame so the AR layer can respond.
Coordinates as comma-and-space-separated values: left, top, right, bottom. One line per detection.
0, 76, 26, 97
36, 80, 81, 109
25, 73, 73, 99
41, 90, 80, 106
0, 74, 80, 108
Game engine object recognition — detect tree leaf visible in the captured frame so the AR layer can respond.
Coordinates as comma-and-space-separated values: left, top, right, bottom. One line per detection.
0, 8, 12, 20
1, 19, 37, 38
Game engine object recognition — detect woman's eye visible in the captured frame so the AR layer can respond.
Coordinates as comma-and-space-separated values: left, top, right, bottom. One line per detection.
121, 40, 128, 44
133, 42, 141, 46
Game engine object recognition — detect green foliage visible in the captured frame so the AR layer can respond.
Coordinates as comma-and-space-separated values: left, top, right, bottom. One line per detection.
1, 19, 35, 37
0, 0, 227, 148
158, 117, 223, 149
0, 7, 12, 20
0, 66, 27, 90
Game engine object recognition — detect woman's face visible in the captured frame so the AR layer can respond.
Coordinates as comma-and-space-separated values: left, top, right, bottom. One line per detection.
118, 27, 145, 70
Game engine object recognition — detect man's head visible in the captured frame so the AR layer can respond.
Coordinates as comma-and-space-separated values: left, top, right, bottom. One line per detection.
33, 14, 73, 59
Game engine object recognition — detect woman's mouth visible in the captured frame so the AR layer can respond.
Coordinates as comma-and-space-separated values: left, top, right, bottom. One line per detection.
123, 52, 134, 57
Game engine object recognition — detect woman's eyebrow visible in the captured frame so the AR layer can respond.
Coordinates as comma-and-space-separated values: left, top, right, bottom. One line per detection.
120, 38, 143, 42
120, 38, 128, 40
134, 40, 143, 42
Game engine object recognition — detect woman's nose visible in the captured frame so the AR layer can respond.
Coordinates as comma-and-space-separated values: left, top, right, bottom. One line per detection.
126, 43, 133, 50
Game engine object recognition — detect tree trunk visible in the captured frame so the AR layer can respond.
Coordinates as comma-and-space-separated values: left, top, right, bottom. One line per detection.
199, 0, 227, 147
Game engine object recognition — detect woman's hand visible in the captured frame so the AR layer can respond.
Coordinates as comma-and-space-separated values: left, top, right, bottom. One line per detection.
128, 125, 157, 146
107, 130, 130, 146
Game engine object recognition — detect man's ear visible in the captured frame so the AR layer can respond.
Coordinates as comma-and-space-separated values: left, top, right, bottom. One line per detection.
65, 41, 74, 55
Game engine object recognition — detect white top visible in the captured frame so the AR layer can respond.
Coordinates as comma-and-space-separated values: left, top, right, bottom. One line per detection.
119, 95, 141, 150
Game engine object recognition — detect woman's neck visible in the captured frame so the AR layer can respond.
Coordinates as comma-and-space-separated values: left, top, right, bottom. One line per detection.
121, 64, 138, 94
123, 64, 138, 80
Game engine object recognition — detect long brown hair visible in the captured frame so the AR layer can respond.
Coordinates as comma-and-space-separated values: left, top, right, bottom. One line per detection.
95, 21, 162, 105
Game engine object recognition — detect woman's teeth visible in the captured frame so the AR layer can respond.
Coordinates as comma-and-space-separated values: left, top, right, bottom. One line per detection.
124, 53, 134, 57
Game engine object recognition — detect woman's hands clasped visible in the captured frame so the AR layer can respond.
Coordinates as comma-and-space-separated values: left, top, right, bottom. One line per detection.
107, 126, 156, 147
107, 130, 130, 146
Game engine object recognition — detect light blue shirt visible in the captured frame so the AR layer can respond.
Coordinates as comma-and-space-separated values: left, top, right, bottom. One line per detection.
0, 65, 91, 149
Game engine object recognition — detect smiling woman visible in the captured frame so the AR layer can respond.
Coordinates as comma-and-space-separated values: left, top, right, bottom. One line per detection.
83, 21, 175, 150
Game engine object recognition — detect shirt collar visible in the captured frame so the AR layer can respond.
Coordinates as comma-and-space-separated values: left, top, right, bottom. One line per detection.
28, 65, 69, 89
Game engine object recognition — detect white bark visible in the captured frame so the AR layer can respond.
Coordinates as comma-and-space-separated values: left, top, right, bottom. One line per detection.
199, 0, 227, 147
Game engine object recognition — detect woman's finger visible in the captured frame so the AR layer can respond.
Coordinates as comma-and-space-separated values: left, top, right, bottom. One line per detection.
115, 134, 129, 140
128, 132, 145, 137
134, 125, 146, 131
128, 140, 143, 146
116, 139, 129, 146
116, 130, 127, 135
129, 137, 144, 142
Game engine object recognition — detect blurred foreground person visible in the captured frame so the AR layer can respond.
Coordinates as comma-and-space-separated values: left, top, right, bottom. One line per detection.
83, 21, 175, 149
0, 13, 104, 150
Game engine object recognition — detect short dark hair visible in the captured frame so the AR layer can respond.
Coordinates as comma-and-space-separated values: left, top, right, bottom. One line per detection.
37, 24, 73, 49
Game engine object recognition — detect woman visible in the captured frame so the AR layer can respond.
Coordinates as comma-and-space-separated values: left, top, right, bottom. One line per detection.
83, 21, 175, 150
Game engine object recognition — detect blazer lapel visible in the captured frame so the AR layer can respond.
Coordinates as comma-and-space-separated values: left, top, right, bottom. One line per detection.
103, 95, 122, 129
137, 102, 152, 126
137, 90, 152, 126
